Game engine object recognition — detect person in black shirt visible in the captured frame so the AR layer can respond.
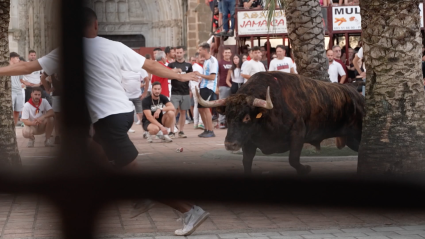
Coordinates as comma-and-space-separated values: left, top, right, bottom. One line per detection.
168, 46, 193, 139
142, 81, 176, 143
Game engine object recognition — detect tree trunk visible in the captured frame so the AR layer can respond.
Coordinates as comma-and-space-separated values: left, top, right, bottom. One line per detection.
284, 0, 330, 81
358, 0, 425, 175
0, 0, 21, 167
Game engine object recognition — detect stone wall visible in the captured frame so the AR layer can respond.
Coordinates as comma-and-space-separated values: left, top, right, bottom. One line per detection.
186, 0, 213, 58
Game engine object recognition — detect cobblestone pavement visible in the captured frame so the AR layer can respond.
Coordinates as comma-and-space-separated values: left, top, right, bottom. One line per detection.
2, 124, 425, 239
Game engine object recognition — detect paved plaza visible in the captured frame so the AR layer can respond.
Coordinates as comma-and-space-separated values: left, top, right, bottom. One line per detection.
2, 124, 425, 239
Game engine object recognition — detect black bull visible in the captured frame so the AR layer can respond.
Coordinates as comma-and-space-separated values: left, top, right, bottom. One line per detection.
196, 71, 364, 175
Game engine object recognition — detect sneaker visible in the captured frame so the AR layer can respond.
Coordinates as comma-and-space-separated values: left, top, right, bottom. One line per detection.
198, 130, 208, 138
198, 123, 205, 130
163, 134, 173, 143
185, 120, 190, 124
130, 199, 155, 218
135, 120, 141, 125
169, 132, 176, 139
219, 123, 227, 129
146, 133, 153, 143
178, 131, 187, 138
174, 206, 210, 236
143, 131, 148, 139
227, 30, 234, 37
44, 138, 55, 147
212, 115, 218, 121
54, 136, 61, 144
27, 139, 35, 148
203, 131, 216, 138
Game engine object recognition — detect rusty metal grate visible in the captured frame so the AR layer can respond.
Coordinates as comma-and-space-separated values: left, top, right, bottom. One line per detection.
1, 0, 425, 238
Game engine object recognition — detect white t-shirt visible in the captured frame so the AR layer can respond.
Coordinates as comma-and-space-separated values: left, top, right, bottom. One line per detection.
200, 56, 218, 91
231, 68, 244, 83
191, 63, 203, 91
293, 62, 298, 74
38, 37, 146, 123
121, 70, 148, 99
356, 47, 366, 73
21, 99, 52, 121
328, 61, 346, 83
242, 60, 266, 76
23, 69, 42, 84
269, 57, 294, 73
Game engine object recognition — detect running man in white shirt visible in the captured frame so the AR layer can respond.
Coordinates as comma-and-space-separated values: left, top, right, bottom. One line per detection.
21, 87, 55, 147
269, 45, 295, 73
326, 49, 346, 84
241, 46, 266, 80
0, 7, 209, 237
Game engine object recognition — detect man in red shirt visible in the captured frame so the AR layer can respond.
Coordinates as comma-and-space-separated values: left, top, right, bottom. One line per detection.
152, 51, 181, 98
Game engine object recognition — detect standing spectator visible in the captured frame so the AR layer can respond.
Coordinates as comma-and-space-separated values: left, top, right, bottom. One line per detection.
21, 87, 55, 147
332, 45, 348, 83
121, 69, 149, 133
152, 51, 172, 98
242, 54, 248, 62
241, 46, 266, 80
226, 54, 244, 94
217, 47, 233, 129
168, 46, 193, 139
143, 54, 153, 99
22, 50, 43, 102
221, 0, 235, 36
353, 47, 366, 95
9, 52, 24, 126
165, 46, 176, 64
191, 53, 205, 129
260, 46, 268, 71
153, 48, 162, 60
197, 42, 218, 138
243, 0, 263, 9
346, 52, 357, 83
41, 73, 62, 144
326, 49, 346, 84
190, 56, 196, 65
269, 45, 295, 73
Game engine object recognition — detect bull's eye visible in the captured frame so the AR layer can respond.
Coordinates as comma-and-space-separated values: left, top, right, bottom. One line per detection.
243, 114, 251, 123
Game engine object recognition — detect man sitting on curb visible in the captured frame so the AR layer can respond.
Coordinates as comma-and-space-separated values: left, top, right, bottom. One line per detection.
21, 87, 55, 147
142, 81, 176, 143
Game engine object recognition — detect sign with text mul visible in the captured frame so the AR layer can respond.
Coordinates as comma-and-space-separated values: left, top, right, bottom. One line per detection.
237, 10, 288, 35
332, 4, 423, 31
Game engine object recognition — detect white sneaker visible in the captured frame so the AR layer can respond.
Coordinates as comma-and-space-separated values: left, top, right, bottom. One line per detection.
162, 134, 173, 143
28, 139, 35, 148
174, 206, 210, 236
143, 131, 148, 139
128, 129, 136, 133
44, 138, 54, 147
130, 199, 155, 218
147, 133, 153, 143
185, 120, 190, 124
135, 120, 141, 125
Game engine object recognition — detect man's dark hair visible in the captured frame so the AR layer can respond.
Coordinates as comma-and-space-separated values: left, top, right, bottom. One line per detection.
248, 49, 252, 53
19, 57, 25, 62
176, 46, 185, 51
164, 46, 172, 54
153, 48, 162, 52
29, 50, 36, 54
145, 54, 151, 59
10, 52, 19, 58
276, 45, 286, 51
195, 52, 200, 58
252, 46, 261, 52
152, 81, 162, 88
83, 7, 97, 29
32, 87, 43, 93
198, 42, 210, 51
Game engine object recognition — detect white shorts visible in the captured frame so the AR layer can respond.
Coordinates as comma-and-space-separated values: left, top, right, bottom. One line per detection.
52, 96, 61, 113
12, 91, 24, 112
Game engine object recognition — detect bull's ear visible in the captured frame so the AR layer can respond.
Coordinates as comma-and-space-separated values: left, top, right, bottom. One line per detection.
216, 106, 226, 115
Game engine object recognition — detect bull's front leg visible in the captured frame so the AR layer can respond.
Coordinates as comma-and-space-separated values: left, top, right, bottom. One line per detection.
242, 141, 257, 174
289, 118, 311, 175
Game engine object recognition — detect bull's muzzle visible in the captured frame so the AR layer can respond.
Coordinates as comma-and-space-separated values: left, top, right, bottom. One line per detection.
225, 141, 241, 151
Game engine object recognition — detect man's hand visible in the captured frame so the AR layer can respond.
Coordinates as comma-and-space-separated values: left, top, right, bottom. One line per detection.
159, 125, 168, 135
154, 109, 161, 119
34, 116, 45, 125
180, 72, 199, 82
359, 71, 366, 79
172, 68, 182, 74
140, 92, 147, 99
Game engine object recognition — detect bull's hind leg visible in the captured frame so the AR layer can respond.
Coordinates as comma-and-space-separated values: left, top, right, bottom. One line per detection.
242, 141, 257, 174
289, 119, 311, 175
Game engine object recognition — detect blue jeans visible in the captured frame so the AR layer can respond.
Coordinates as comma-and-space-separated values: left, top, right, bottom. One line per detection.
222, 0, 235, 32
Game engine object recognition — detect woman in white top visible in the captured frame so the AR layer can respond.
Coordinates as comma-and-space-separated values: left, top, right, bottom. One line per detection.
226, 55, 244, 94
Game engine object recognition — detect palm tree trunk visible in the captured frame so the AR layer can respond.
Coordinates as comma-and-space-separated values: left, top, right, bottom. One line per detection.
284, 0, 330, 81
358, 0, 425, 175
0, 0, 21, 167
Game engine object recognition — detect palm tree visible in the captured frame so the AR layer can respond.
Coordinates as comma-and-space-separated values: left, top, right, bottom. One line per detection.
265, 0, 330, 81
357, 0, 425, 175
0, 0, 21, 167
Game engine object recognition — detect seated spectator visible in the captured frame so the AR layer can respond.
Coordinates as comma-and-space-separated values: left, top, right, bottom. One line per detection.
243, 0, 263, 9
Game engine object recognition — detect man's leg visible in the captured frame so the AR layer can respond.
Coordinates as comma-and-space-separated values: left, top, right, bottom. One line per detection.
44, 118, 55, 146
218, 86, 230, 128
13, 112, 20, 126
178, 109, 186, 132
162, 111, 176, 129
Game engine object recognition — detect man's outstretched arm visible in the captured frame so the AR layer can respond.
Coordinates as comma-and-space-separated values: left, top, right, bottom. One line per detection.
142, 60, 198, 82
0, 60, 42, 76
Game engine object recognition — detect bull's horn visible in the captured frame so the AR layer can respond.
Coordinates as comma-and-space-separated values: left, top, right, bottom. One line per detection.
253, 86, 273, 109
195, 86, 226, 108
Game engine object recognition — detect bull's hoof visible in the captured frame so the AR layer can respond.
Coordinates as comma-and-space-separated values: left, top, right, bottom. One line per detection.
297, 165, 312, 176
